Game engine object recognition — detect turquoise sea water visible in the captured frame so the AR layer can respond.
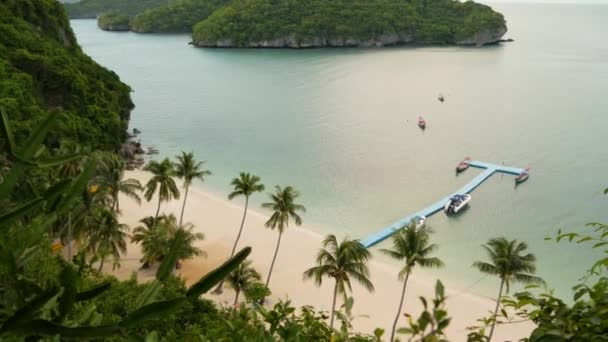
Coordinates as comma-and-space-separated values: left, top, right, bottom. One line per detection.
71, 2, 608, 298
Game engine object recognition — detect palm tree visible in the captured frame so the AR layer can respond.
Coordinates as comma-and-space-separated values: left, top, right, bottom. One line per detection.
380, 223, 443, 342
143, 158, 180, 221
131, 214, 204, 269
226, 260, 261, 306
261, 186, 306, 295
83, 208, 128, 271
304, 235, 374, 330
214, 172, 264, 294
473, 237, 544, 341
97, 152, 142, 213
174, 152, 211, 226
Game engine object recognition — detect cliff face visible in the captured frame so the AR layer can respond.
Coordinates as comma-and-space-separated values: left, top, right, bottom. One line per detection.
0, 0, 134, 151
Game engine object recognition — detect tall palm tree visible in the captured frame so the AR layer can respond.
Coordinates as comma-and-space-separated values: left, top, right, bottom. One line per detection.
214, 172, 265, 294
304, 235, 374, 330
473, 237, 544, 341
97, 152, 142, 213
226, 260, 261, 306
83, 208, 128, 271
380, 223, 443, 342
261, 186, 306, 295
143, 158, 180, 221
174, 152, 211, 226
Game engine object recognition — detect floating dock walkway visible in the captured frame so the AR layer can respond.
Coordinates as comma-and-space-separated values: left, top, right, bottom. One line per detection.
361, 161, 526, 248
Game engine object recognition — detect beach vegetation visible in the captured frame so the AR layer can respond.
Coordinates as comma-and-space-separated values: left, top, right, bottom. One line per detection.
227, 260, 262, 306
143, 158, 180, 222
472, 238, 544, 341
304, 234, 374, 330
261, 185, 306, 299
174, 151, 211, 226
380, 223, 444, 342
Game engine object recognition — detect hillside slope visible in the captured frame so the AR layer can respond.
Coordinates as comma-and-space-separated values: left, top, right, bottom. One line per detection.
0, 0, 133, 151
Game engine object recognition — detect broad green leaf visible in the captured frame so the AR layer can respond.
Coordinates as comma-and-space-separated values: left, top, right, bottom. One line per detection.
187, 247, 251, 299
0, 106, 16, 155
75, 282, 112, 301
134, 280, 162, 308
156, 229, 186, 281
120, 298, 186, 329
56, 159, 96, 214
0, 289, 60, 333
21, 112, 59, 158
10, 319, 119, 339
0, 198, 44, 229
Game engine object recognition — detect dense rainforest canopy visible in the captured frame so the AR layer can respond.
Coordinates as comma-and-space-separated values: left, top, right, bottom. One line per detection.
192, 0, 507, 47
64, 0, 168, 19
0, 0, 133, 153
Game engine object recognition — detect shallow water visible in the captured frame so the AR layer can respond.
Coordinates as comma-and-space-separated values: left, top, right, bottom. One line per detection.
72, 2, 608, 298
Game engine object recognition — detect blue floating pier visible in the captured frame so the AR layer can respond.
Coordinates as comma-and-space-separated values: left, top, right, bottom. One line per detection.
360, 161, 526, 248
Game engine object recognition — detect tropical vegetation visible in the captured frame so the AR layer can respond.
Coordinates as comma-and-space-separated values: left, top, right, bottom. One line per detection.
130, 0, 228, 33
143, 158, 180, 221
227, 260, 262, 306
262, 186, 306, 295
304, 235, 374, 330
380, 223, 443, 342
472, 237, 544, 341
98, 13, 131, 31
192, 0, 506, 47
64, 0, 167, 19
174, 151, 211, 226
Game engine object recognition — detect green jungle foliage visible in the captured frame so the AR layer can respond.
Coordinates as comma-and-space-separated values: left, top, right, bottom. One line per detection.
192, 0, 505, 46
130, 0, 228, 33
0, 0, 133, 154
98, 13, 131, 31
64, 0, 169, 19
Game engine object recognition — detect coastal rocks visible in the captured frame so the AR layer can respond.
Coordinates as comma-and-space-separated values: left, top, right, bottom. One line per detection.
456, 26, 508, 46
99, 24, 130, 32
120, 128, 150, 170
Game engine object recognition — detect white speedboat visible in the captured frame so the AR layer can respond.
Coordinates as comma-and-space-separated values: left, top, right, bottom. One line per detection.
414, 216, 426, 229
444, 194, 471, 214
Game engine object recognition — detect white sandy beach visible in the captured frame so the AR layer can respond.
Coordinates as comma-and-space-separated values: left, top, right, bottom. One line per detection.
110, 170, 533, 341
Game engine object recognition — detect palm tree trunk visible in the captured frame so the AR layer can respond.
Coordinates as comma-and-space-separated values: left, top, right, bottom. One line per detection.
329, 280, 339, 330
67, 213, 73, 261
214, 196, 249, 294
115, 192, 120, 213
234, 289, 240, 307
98, 256, 105, 272
154, 195, 162, 223
179, 184, 189, 227
487, 278, 505, 341
264, 231, 283, 301
390, 271, 411, 342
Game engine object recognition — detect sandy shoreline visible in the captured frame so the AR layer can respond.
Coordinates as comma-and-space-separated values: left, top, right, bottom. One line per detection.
111, 170, 532, 340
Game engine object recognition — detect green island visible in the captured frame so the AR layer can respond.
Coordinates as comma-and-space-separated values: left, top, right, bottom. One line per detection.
1, 1, 607, 341
130, 0, 227, 33
98, 13, 131, 31
64, 0, 167, 19
192, 0, 507, 48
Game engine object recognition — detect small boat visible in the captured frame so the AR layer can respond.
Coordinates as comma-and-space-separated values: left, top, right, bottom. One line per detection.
418, 116, 426, 129
438, 94, 445, 103
444, 194, 471, 214
456, 157, 471, 173
414, 216, 426, 229
515, 168, 530, 184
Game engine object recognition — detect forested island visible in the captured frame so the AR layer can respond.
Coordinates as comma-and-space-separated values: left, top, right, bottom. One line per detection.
65, 0, 507, 47
192, 0, 507, 48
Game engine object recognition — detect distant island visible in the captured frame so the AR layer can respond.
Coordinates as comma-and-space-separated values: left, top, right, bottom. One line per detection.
192, 0, 508, 48
64, 0, 507, 48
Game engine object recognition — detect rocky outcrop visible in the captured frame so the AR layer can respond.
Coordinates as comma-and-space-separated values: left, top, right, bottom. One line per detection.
194, 32, 419, 48
456, 26, 508, 46
99, 24, 130, 31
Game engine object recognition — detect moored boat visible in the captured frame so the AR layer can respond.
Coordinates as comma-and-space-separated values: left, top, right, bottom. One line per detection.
515, 167, 530, 184
418, 116, 426, 129
438, 94, 444, 102
456, 157, 471, 173
414, 215, 426, 229
444, 194, 471, 214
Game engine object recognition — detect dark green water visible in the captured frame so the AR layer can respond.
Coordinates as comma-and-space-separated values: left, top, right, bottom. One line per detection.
71, 2, 608, 297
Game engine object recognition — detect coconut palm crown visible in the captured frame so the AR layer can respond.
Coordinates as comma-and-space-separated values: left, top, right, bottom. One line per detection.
304, 234, 374, 330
